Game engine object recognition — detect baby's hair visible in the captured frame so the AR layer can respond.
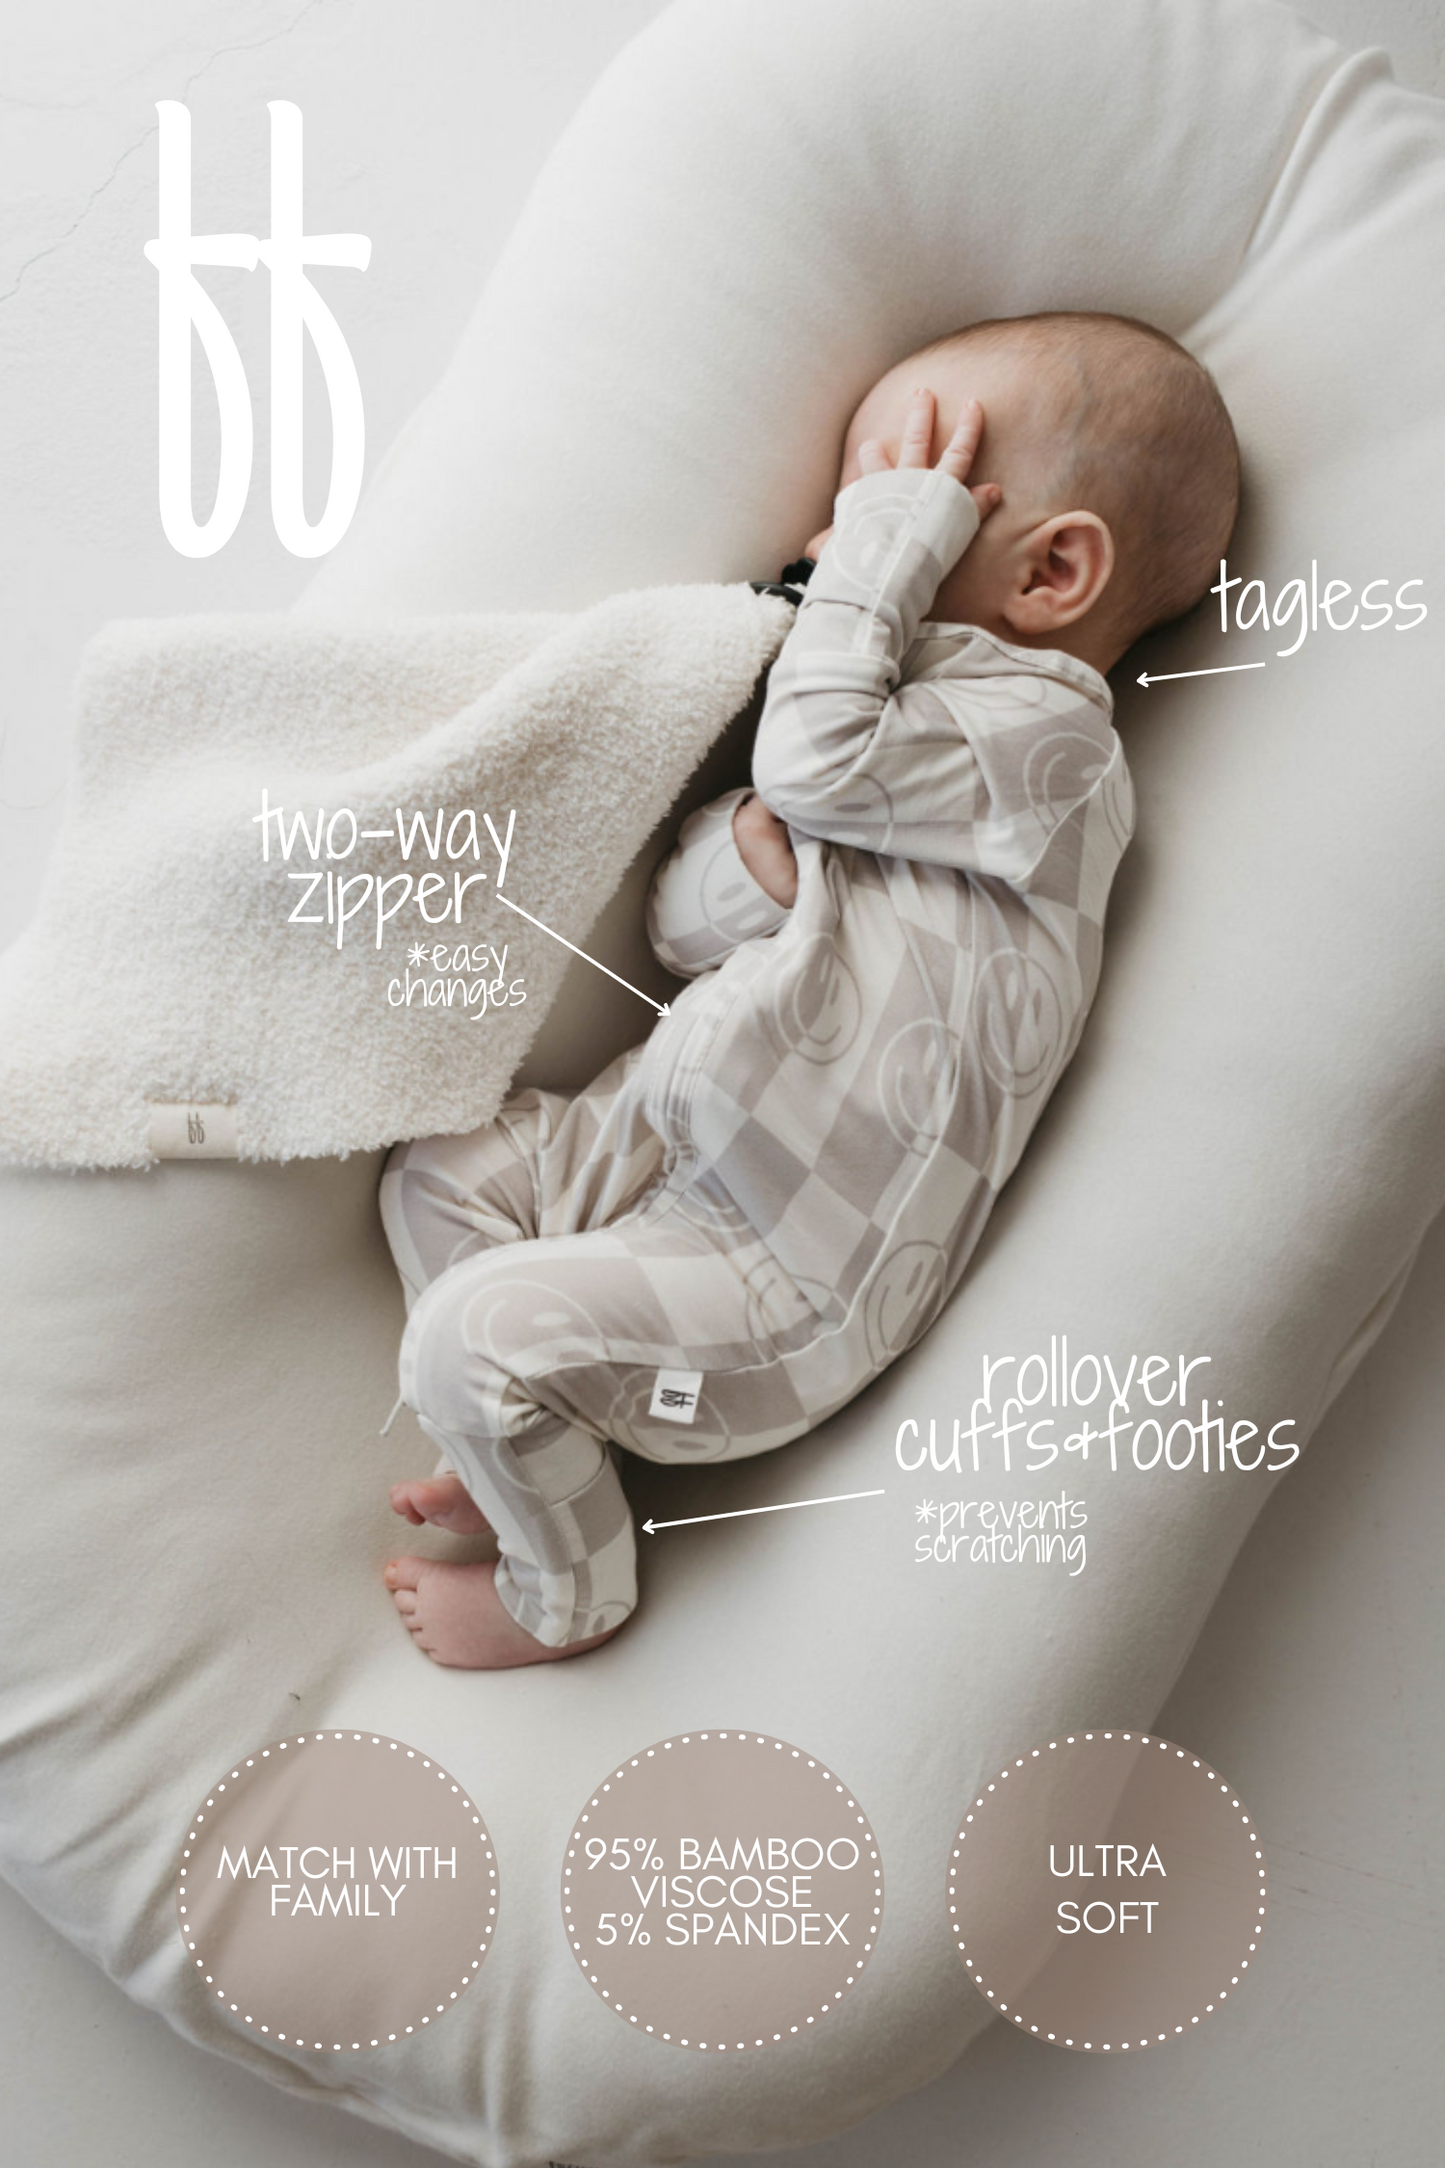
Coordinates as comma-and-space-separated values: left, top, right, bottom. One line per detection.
916, 312, 1240, 648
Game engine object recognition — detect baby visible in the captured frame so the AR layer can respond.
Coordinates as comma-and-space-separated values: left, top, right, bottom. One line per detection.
378, 311, 1240, 1667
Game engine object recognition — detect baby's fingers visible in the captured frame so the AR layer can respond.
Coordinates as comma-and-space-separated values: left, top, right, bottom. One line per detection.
938, 397, 985, 484
896, 386, 935, 470
855, 437, 894, 476
970, 482, 1003, 521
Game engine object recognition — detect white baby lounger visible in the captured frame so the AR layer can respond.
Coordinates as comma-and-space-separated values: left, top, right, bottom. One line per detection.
3, 2, 1444, 2163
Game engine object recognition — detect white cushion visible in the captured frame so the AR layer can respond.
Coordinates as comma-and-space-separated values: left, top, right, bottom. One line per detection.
4, 1, 1444, 2161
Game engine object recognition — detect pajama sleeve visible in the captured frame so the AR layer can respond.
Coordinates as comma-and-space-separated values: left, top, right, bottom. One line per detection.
749, 463, 1122, 890
645, 786, 792, 979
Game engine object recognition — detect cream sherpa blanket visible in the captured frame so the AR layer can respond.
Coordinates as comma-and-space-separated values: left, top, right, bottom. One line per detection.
0, 589, 791, 1170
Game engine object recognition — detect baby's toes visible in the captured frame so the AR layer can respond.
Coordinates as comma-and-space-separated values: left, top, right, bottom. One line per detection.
388, 1483, 429, 1525
413, 1475, 491, 1534
389, 1587, 426, 1641
388, 1476, 491, 1535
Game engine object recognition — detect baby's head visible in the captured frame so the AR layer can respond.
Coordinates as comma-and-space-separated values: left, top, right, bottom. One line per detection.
832, 312, 1240, 674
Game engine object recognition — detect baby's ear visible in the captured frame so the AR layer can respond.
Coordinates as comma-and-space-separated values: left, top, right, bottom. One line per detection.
1011, 512, 1115, 631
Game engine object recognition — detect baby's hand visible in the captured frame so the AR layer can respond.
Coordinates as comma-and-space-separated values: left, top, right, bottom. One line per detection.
800, 391, 1000, 563
857, 386, 1002, 519
733, 791, 798, 908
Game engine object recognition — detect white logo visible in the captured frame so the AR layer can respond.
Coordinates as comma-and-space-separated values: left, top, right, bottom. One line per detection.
648, 1370, 704, 1425
143, 100, 371, 560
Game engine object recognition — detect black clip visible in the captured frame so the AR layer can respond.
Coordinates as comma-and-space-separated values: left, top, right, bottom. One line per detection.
749, 555, 817, 607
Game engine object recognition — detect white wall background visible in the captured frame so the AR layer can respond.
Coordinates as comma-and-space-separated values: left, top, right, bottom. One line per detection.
2, 4, 1443, 2165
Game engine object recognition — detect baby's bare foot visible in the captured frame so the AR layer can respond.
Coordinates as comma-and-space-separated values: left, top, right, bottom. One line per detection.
383, 1554, 622, 1669
389, 1471, 491, 1535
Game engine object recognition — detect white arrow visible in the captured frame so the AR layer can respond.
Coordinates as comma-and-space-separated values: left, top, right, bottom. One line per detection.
1137, 662, 1267, 687
643, 1487, 885, 1534
497, 893, 669, 1015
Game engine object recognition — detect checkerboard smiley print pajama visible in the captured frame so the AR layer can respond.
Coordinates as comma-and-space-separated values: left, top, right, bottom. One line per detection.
380, 461, 1136, 1646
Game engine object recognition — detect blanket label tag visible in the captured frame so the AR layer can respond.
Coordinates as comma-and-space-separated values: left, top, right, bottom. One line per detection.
147, 1102, 239, 1159
649, 1369, 703, 1424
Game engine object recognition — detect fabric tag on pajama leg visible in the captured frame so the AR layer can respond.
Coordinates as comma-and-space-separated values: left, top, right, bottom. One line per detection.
648, 1369, 704, 1423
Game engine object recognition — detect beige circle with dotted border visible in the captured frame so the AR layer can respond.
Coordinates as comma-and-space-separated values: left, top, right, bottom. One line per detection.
947, 1729, 1267, 2051
176, 1731, 498, 2051
561, 1731, 883, 2051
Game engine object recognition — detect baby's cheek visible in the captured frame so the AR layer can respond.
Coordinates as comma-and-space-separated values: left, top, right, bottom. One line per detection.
935, 554, 993, 625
